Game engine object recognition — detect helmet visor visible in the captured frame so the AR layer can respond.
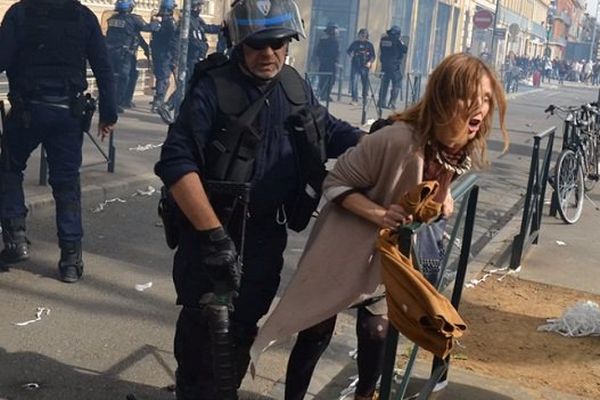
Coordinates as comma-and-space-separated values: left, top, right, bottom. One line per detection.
228, 0, 306, 46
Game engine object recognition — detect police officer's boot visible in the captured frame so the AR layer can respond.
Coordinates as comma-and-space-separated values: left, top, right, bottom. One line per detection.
58, 241, 83, 283
0, 218, 30, 264
151, 96, 163, 113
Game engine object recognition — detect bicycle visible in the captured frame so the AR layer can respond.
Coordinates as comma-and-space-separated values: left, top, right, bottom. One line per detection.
546, 104, 600, 224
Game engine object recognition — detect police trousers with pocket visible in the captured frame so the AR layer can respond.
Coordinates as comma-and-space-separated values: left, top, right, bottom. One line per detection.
173, 211, 288, 400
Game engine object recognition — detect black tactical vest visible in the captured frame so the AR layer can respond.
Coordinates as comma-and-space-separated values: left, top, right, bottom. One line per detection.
14, 0, 87, 94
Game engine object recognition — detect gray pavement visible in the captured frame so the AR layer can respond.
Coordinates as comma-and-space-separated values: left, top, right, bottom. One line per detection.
0, 86, 599, 400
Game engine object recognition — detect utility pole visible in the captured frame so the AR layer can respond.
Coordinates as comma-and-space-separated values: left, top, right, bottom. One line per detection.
490, 0, 501, 69
589, 1, 599, 62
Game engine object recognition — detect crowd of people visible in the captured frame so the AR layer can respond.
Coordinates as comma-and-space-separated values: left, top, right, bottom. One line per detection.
504, 51, 600, 92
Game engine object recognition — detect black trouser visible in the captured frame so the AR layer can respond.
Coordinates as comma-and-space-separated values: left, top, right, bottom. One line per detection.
173, 214, 288, 400
317, 62, 336, 101
285, 306, 389, 399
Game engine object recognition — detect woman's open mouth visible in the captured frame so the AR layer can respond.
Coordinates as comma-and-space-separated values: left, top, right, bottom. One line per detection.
468, 118, 482, 133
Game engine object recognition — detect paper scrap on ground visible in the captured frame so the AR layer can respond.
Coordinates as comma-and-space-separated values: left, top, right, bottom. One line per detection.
339, 375, 359, 399
133, 186, 156, 197
128, 143, 163, 152
22, 382, 40, 390
556, 240, 567, 246
14, 307, 50, 326
464, 266, 515, 288
135, 282, 153, 292
91, 198, 127, 213
538, 301, 600, 337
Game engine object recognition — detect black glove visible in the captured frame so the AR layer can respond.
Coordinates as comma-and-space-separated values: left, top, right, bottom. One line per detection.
197, 226, 241, 292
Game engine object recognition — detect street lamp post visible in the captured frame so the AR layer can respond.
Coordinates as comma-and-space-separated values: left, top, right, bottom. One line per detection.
490, 0, 501, 69
545, 6, 555, 59
589, 1, 599, 62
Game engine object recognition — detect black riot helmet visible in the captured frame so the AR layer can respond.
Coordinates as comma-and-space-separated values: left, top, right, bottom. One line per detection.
324, 21, 338, 36
191, 0, 204, 16
387, 25, 401, 37
227, 0, 306, 46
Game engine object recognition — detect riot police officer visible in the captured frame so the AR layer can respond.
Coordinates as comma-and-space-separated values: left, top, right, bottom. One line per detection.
154, 0, 363, 398
151, 0, 178, 112
347, 28, 375, 105
105, 0, 159, 112
186, 0, 221, 74
315, 21, 340, 102
122, 32, 150, 109
378, 25, 407, 109
0, 0, 117, 282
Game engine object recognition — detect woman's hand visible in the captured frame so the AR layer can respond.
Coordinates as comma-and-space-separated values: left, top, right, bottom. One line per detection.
381, 204, 413, 229
442, 192, 454, 218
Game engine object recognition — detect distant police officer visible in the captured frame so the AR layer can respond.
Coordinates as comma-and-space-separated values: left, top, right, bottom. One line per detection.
315, 21, 340, 102
154, 0, 362, 398
151, 0, 178, 112
0, 0, 117, 282
347, 28, 375, 104
186, 0, 221, 74
122, 32, 150, 109
105, 0, 159, 112
378, 25, 407, 109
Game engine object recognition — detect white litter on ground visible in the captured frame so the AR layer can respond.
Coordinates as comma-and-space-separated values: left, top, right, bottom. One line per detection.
133, 186, 157, 197
538, 301, 600, 337
91, 198, 127, 213
348, 348, 358, 360
128, 143, 163, 152
14, 307, 50, 326
464, 266, 521, 288
135, 282, 153, 292
338, 375, 359, 399
556, 240, 567, 246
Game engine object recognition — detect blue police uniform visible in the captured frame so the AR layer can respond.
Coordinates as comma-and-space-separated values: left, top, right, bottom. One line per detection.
155, 60, 361, 399
347, 39, 375, 103
123, 33, 150, 108
187, 14, 221, 74
105, 11, 157, 108
315, 34, 340, 101
151, 13, 177, 108
0, 0, 117, 275
378, 32, 407, 109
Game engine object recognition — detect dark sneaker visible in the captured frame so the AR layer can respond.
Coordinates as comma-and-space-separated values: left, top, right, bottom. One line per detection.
58, 242, 83, 283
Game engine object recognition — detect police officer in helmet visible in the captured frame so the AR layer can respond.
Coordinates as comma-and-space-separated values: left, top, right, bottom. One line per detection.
315, 21, 340, 102
0, 0, 117, 282
106, 0, 159, 112
186, 0, 221, 75
151, 0, 178, 112
154, 0, 363, 398
378, 25, 407, 109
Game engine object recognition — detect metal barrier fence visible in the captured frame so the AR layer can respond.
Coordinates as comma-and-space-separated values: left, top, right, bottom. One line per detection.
510, 127, 556, 269
404, 73, 422, 109
39, 131, 116, 186
379, 174, 480, 400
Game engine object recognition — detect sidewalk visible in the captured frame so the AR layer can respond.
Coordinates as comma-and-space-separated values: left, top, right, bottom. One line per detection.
14, 93, 598, 400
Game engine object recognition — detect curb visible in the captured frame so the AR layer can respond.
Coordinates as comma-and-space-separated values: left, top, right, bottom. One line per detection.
25, 172, 161, 216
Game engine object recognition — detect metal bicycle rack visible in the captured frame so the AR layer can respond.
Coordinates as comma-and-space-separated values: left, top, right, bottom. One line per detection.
379, 174, 480, 400
39, 130, 116, 186
510, 128, 556, 269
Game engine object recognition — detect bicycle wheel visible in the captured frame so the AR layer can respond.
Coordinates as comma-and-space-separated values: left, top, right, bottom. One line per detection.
555, 149, 584, 224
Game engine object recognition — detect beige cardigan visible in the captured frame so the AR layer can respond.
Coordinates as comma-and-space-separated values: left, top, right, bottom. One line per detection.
250, 121, 425, 371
